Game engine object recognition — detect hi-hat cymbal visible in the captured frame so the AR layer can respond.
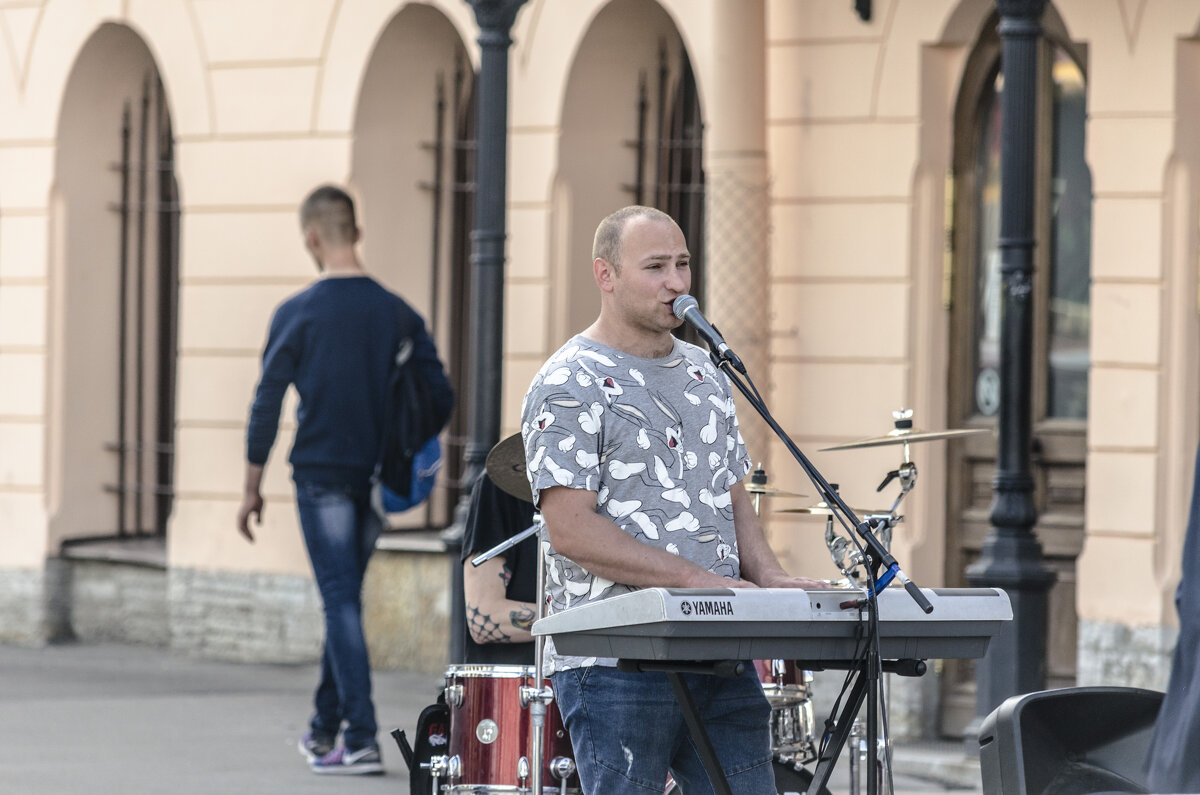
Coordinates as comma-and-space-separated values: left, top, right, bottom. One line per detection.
776, 502, 899, 519
819, 426, 989, 451
744, 483, 807, 499
485, 432, 533, 503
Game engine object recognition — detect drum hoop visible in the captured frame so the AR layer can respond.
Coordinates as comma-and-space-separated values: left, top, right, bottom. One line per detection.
444, 663, 535, 679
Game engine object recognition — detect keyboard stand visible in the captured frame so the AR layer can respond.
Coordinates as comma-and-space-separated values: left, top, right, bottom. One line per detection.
616, 659, 746, 795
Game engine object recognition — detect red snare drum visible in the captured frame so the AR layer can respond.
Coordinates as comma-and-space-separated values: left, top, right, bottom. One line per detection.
754, 659, 818, 764
442, 664, 581, 793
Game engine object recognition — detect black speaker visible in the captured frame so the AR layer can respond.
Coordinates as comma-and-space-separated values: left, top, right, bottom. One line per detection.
977, 686, 1164, 795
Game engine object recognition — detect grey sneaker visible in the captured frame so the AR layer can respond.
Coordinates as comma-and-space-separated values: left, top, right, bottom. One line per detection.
310, 744, 384, 775
298, 732, 335, 762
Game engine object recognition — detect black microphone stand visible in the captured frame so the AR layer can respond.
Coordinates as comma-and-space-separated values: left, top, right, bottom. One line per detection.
706, 347, 932, 795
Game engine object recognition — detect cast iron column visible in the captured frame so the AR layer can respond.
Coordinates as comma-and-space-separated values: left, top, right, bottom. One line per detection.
965, 0, 1056, 734
447, 0, 527, 664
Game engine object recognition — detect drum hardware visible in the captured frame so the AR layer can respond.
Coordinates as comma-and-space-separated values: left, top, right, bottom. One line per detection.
421, 754, 455, 794
547, 756, 578, 794
818, 410, 959, 793
847, 719, 891, 795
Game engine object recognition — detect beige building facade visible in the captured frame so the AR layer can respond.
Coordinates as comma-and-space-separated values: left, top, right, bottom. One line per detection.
0, 0, 1196, 739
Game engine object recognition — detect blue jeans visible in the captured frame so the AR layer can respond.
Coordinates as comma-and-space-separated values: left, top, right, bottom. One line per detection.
295, 479, 381, 751
551, 665, 775, 794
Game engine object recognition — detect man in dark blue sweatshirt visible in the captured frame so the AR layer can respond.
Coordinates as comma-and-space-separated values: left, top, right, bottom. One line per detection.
237, 184, 442, 776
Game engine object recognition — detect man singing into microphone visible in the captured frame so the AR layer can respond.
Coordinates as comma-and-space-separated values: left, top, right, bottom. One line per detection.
520, 205, 825, 793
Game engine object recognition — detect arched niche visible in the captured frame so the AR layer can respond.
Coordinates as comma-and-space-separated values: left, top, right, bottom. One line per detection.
49, 23, 179, 546
553, 0, 696, 343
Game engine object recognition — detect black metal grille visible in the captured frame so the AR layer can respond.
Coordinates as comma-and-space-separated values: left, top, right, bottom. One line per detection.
418, 59, 476, 522
626, 43, 705, 312
103, 74, 179, 538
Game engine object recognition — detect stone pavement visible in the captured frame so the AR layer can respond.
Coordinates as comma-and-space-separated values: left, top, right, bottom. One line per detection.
0, 642, 983, 794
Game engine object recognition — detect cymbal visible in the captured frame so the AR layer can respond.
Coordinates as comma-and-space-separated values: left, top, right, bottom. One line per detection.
819, 427, 989, 451
776, 502, 897, 518
485, 432, 533, 504
744, 483, 807, 499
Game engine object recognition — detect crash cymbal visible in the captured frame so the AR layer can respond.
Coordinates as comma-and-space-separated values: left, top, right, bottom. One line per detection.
485, 432, 533, 504
819, 426, 989, 451
744, 483, 807, 499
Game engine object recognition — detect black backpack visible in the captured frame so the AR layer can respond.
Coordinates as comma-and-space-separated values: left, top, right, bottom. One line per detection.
372, 318, 454, 513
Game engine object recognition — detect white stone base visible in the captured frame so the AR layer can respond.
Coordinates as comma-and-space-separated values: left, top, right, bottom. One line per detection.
168, 568, 324, 664
0, 566, 51, 645
1077, 620, 1175, 691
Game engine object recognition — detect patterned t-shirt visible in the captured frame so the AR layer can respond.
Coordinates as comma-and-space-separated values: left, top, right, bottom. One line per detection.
521, 334, 753, 671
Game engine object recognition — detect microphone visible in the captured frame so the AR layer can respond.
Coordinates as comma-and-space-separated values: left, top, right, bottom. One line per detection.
672, 295, 746, 374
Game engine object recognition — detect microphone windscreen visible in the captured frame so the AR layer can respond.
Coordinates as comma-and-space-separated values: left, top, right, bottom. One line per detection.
672, 294, 698, 321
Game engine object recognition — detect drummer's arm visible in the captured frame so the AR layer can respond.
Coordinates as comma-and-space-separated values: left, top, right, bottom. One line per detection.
463, 554, 537, 645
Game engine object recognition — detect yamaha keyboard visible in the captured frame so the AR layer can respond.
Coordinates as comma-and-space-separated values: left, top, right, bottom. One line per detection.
532, 586, 1011, 663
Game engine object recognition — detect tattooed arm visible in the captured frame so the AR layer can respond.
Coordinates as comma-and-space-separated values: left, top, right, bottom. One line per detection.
463, 555, 538, 645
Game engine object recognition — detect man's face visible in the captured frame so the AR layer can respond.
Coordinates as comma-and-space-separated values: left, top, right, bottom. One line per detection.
605, 216, 691, 336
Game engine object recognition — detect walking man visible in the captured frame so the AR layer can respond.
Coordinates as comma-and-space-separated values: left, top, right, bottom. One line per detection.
237, 184, 448, 775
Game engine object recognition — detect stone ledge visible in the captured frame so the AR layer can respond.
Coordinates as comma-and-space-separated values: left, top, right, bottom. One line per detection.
60, 537, 167, 570
377, 529, 448, 554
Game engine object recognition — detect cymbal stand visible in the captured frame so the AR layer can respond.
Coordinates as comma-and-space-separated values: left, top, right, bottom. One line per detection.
705, 352, 931, 795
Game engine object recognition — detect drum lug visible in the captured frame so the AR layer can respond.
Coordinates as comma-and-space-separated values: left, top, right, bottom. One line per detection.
445, 683, 463, 707
548, 755, 576, 781
520, 682, 554, 708
447, 754, 461, 780
517, 755, 530, 781
423, 753, 453, 780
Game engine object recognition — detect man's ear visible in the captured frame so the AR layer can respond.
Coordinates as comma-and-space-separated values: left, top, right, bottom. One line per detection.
304, 226, 320, 251
594, 257, 615, 292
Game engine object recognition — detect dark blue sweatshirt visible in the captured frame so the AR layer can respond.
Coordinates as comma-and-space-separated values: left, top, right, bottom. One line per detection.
246, 275, 429, 487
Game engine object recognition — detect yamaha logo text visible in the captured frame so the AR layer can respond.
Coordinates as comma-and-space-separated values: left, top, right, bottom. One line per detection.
680, 600, 734, 617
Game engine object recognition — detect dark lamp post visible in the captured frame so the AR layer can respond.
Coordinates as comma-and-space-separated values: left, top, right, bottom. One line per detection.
447, 0, 528, 665
965, 0, 1056, 738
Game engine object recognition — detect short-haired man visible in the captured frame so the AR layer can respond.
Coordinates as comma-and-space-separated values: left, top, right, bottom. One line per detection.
521, 206, 825, 793
238, 184, 447, 776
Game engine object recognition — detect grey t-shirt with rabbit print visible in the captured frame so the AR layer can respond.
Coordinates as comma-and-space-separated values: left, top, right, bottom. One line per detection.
521, 334, 752, 672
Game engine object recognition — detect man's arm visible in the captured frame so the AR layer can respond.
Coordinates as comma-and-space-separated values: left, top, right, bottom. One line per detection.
462, 555, 537, 645
729, 481, 829, 589
538, 485, 756, 589
236, 463, 265, 543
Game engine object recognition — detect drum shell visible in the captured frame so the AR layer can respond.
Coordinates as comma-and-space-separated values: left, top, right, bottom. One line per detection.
443, 664, 580, 793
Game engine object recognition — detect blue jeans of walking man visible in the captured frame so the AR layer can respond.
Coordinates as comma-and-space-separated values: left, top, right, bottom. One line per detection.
296, 480, 381, 751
